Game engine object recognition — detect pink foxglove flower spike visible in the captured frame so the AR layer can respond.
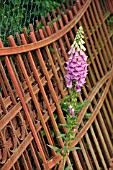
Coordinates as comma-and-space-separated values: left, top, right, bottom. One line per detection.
65, 26, 88, 92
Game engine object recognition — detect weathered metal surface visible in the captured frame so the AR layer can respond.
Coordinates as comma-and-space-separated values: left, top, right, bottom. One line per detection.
0, 0, 113, 169
104, 0, 113, 14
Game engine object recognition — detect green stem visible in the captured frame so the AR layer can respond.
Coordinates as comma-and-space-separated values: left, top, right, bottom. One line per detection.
61, 157, 65, 170
61, 137, 70, 170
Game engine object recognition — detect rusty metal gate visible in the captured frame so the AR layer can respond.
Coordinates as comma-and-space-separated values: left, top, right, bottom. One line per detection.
0, 0, 113, 169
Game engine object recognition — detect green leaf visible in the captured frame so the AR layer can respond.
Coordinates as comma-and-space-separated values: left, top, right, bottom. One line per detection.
53, 113, 57, 120
42, 130, 45, 136
78, 100, 90, 106
59, 124, 68, 127
61, 107, 68, 113
47, 145, 61, 153
49, 48, 55, 52
51, 130, 55, 137
69, 147, 81, 151
38, 152, 42, 161
74, 108, 81, 113
65, 165, 73, 170
57, 134, 66, 138
70, 137, 80, 141
61, 95, 71, 103
84, 113, 92, 119
75, 100, 90, 110
63, 146, 68, 156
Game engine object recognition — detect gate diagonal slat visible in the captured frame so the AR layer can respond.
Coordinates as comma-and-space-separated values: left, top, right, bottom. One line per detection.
0, 0, 113, 169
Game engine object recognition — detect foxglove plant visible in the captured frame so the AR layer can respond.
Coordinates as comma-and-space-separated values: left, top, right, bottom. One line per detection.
48, 26, 90, 170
